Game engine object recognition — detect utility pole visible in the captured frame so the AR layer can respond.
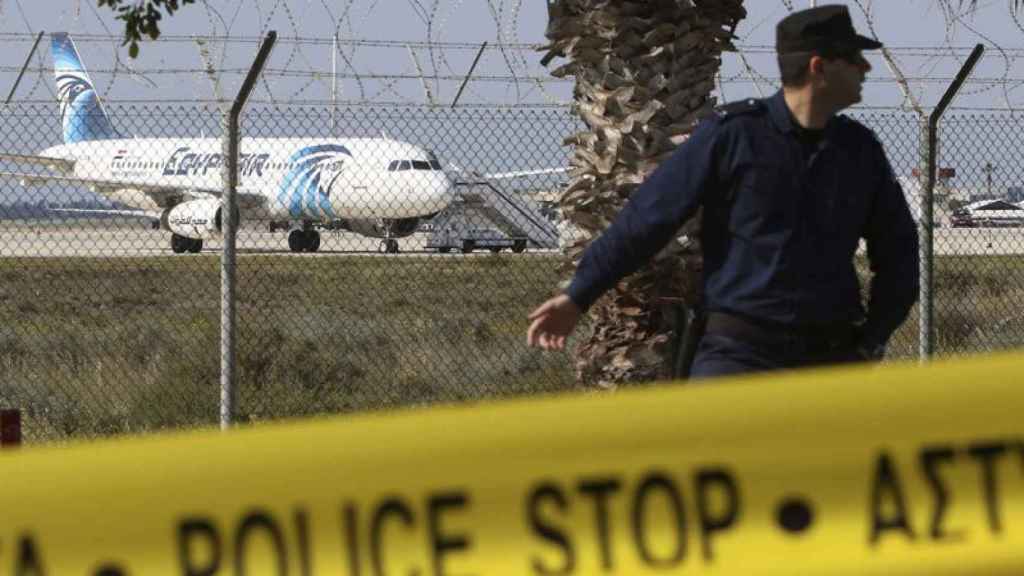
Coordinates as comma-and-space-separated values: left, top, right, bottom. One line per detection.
982, 161, 996, 199
331, 33, 338, 135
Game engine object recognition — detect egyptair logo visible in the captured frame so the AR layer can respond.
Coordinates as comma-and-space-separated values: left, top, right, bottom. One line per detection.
278, 144, 353, 219
56, 72, 93, 126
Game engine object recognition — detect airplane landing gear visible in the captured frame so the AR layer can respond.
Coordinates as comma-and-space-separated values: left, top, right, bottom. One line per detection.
288, 229, 321, 253
171, 233, 202, 254
374, 217, 409, 254
378, 239, 400, 254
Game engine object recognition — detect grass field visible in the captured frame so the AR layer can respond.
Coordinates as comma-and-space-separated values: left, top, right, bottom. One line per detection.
0, 254, 578, 440
912, 255, 1024, 355
1, 252, 1022, 442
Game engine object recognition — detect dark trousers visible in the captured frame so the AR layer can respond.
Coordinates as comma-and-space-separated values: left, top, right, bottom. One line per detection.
689, 314, 864, 380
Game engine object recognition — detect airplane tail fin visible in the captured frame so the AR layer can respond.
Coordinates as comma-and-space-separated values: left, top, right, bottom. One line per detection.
51, 32, 118, 144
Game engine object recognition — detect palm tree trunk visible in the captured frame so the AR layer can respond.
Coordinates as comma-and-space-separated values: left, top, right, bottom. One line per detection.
542, 0, 746, 387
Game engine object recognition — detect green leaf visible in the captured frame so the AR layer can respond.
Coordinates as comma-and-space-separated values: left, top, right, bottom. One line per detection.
96, 0, 197, 58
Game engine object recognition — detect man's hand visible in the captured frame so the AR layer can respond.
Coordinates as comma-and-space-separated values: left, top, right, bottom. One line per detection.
526, 294, 582, 350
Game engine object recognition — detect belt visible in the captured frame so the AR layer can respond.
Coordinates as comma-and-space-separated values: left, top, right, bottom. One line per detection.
705, 311, 857, 349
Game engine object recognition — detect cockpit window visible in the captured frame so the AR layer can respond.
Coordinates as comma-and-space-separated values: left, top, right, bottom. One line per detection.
426, 151, 443, 171
392, 159, 444, 171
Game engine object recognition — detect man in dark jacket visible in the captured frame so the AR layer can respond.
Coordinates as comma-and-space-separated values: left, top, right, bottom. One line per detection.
526, 5, 919, 378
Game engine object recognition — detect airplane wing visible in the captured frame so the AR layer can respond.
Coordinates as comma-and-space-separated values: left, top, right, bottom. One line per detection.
446, 162, 569, 184
481, 167, 570, 180
0, 171, 266, 209
0, 153, 75, 173
49, 207, 161, 220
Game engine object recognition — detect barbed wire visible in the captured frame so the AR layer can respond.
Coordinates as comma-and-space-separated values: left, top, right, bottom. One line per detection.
717, 74, 1024, 86
729, 44, 1024, 56
0, 32, 545, 50
13, 61, 1024, 89
4, 2, 1024, 109
5, 29, 1019, 56
0, 1, 565, 107
8, 96, 1024, 115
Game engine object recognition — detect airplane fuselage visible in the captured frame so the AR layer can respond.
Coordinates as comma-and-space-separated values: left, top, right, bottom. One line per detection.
0, 33, 463, 254
41, 136, 454, 223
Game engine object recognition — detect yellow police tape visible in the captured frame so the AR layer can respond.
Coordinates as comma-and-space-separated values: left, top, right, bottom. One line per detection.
1, 351, 1022, 575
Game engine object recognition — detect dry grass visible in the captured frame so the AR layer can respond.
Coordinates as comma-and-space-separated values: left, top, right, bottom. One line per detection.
0, 254, 577, 440
886, 255, 1024, 358
1, 253, 1021, 442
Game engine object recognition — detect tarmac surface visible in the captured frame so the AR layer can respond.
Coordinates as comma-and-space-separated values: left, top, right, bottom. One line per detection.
0, 227, 464, 258
0, 223, 1022, 258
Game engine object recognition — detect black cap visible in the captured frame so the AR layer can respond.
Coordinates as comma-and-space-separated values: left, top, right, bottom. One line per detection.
776, 5, 882, 55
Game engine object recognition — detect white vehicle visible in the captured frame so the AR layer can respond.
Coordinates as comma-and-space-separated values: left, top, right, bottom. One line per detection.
955, 199, 1024, 228
0, 33, 454, 254
425, 225, 528, 254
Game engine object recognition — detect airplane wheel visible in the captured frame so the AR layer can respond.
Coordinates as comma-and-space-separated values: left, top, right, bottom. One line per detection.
288, 230, 307, 253
188, 239, 203, 253
512, 240, 527, 253
305, 231, 321, 253
438, 247, 451, 254
171, 234, 190, 254
461, 240, 475, 254
489, 247, 502, 254
386, 239, 399, 254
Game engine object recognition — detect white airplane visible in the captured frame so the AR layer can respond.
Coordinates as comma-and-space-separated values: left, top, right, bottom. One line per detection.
0, 33, 455, 254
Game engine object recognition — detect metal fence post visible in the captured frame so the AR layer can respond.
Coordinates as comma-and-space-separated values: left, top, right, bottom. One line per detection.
1, 409, 21, 447
221, 31, 276, 430
4, 31, 43, 105
451, 42, 487, 109
919, 44, 984, 361
918, 118, 932, 360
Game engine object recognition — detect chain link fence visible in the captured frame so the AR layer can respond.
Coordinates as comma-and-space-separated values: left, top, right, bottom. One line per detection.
2, 101, 1024, 442
931, 115, 1024, 355
854, 112, 1024, 359
0, 102, 578, 440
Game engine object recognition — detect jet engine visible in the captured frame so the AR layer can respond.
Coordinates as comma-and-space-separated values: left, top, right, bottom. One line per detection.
163, 199, 238, 239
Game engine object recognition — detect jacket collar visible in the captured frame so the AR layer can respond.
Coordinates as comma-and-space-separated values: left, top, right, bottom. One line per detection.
766, 89, 841, 138
767, 90, 796, 134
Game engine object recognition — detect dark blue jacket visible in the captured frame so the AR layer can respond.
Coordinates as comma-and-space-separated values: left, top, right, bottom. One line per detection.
567, 90, 920, 349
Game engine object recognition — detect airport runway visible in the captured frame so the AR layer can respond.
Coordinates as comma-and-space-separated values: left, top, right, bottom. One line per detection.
0, 226, 548, 258
0, 224, 1023, 258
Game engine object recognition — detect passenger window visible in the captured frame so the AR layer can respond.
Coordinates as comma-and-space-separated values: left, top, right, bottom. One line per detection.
412, 160, 430, 170
429, 160, 441, 170
388, 161, 399, 171
399, 161, 411, 171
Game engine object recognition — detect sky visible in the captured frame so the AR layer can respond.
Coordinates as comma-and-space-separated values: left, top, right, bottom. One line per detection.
3, 1, 1024, 109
